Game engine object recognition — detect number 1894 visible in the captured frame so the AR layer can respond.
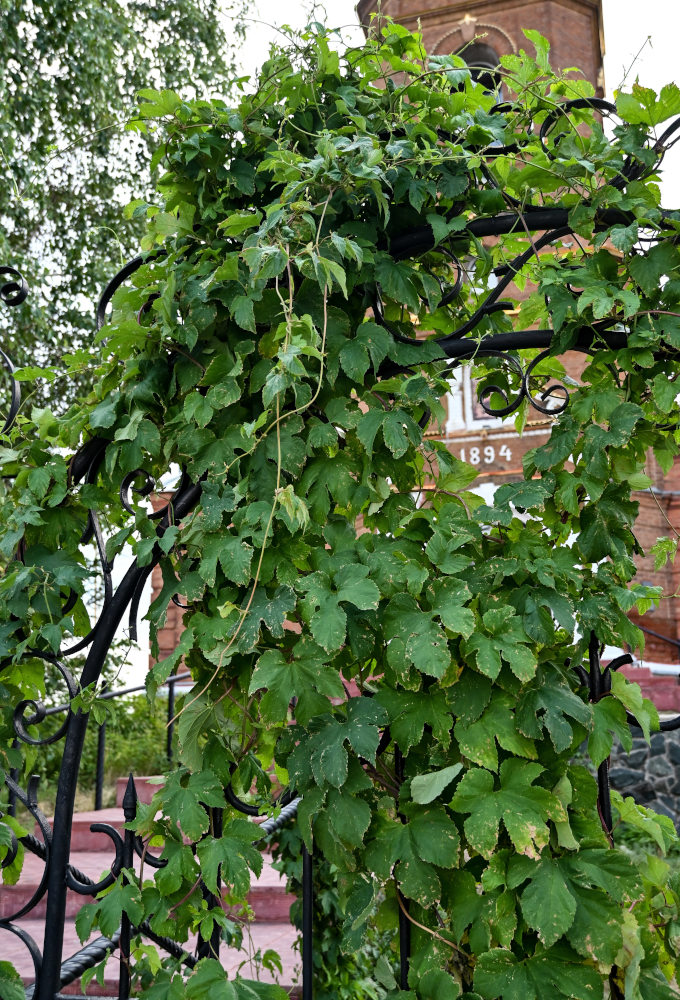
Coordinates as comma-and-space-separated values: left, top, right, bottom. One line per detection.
459, 444, 512, 466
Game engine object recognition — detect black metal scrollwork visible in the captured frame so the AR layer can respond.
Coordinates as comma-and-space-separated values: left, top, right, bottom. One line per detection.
0, 265, 28, 307
521, 349, 570, 415
467, 348, 572, 419
120, 469, 156, 515
0, 266, 25, 433
1, 775, 53, 923
12, 657, 78, 746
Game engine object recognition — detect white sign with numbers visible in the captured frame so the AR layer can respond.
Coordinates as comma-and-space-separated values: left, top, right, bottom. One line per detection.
458, 443, 513, 466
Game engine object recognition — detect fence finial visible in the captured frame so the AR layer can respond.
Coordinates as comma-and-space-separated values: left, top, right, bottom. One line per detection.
122, 773, 137, 823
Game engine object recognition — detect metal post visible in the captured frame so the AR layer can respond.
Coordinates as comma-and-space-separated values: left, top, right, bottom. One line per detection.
37, 559, 157, 1000
394, 746, 410, 989
119, 774, 137, 1000
589, 632, 614, 841
196, 806, 223, 961
38, 709, 89, 1000
302, 842, 313, 1000
398, 892, 411, 991
7, 739, 18, 817
166, 679, 175, 763
94, 686, 107, 811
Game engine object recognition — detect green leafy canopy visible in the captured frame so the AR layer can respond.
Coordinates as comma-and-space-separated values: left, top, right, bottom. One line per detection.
2, 15, 680, 999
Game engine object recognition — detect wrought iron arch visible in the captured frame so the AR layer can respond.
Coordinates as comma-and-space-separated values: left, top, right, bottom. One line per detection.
2, 98, 680, 999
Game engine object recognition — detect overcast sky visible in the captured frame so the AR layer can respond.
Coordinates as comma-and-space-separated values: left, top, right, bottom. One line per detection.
242, 0, 680, 95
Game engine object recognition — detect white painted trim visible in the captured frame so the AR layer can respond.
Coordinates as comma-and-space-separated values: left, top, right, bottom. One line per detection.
638, 661, 680, 676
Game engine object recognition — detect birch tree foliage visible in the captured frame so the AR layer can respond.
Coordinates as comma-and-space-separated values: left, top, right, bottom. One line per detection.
0, 0, 246, 401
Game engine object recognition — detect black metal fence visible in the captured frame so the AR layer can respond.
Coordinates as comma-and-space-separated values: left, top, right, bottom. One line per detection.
11, 627, 677, 822
5, 672, 189, 819
7, 771, 305, 999
5, 630, 680, 1000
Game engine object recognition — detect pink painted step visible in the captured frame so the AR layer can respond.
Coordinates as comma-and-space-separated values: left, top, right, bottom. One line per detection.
115, 775, 163, 806
0, 851, 118, 920
46, 804, 162, 852
4, 919, 301, 995
44, 805, 268, 852
65, 807, 127, 852
113, 776, 289, 810
0, 851, 291, 922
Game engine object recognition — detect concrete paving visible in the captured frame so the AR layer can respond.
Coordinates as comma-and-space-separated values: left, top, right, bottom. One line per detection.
3, 919, 300, 994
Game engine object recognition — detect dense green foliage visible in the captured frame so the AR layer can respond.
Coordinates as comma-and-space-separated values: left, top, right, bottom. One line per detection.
0, 0, 246, 401
4, 16, 680, 999
36, 693, 174, 811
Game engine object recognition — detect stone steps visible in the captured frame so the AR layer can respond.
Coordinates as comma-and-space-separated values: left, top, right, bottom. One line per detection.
0, 848, 292, 921
56, 803, 269, 853
115, 775, 161, 807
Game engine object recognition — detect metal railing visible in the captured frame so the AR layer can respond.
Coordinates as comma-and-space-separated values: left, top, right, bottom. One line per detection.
5, 672, 191, 818
1, 656, 310, 999
8, 772, 306, 1000
637, 623, 680, 654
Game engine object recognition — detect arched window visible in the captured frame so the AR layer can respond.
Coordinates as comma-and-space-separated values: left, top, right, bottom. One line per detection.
458, 41, 501, 95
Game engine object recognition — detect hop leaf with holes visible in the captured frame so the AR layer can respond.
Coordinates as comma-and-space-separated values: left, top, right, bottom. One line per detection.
450, 760, 565, 859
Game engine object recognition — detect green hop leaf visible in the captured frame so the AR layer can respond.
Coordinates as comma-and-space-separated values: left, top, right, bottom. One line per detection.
450, 759, 564, 859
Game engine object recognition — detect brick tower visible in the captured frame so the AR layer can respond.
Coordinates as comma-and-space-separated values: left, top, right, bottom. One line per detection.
355, 0, 609, 524
356, 0, 605, 93
355, 0, 608, 498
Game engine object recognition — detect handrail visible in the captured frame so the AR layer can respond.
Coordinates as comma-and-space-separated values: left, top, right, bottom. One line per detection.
637, 623, 680, 652
42, 671, 192, 717
18, 782, 303, 998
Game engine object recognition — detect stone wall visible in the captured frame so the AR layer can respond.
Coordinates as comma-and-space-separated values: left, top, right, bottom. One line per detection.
609, 731, 680, 826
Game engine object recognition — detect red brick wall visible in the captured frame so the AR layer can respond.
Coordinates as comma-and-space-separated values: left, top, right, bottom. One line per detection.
356, 0, 680, 702
149, 493, 186, 667
357, 0, 605, 95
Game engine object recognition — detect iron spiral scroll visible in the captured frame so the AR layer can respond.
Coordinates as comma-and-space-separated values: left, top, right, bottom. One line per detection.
0, 265, 24, 433
1, 98, 680, 1000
